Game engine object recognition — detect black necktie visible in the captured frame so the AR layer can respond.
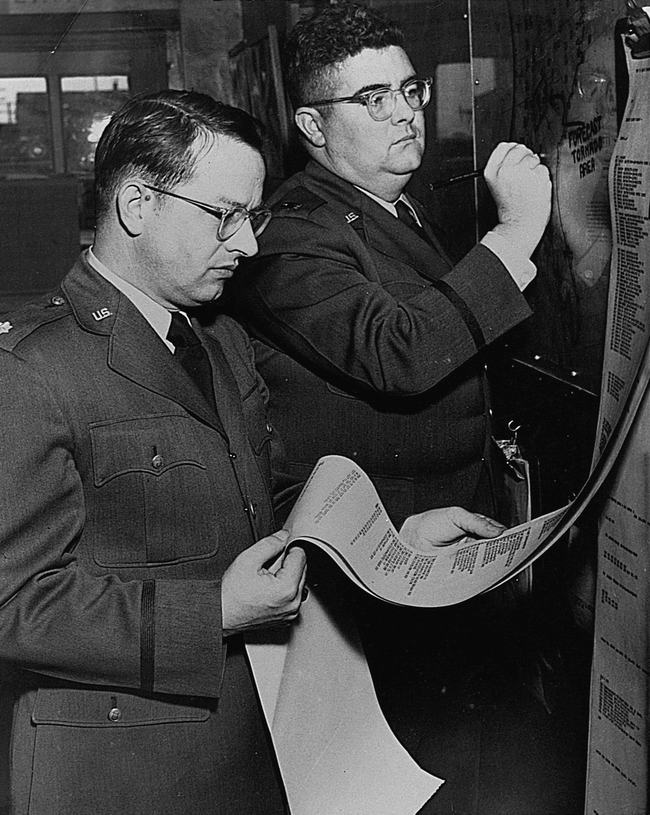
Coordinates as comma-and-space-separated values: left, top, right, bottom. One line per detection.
395, 199, 435, 248
167, 311, 216, 411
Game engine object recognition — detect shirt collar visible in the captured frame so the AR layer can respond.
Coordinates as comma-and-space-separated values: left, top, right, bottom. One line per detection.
353, 187, 422, 226
86, 247, 175, 351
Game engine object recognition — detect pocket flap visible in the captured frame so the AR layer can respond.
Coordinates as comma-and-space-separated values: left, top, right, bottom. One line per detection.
32, 687, 210, 728
90, 415, 207, 486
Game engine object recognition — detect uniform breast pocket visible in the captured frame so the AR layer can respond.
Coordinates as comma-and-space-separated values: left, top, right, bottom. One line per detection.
90, 415, 219, 567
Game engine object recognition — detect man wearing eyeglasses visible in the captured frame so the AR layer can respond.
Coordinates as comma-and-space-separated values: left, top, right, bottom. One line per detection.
226, 4, 558, 814
0, 90, 300, 815
229, 2, 550, 531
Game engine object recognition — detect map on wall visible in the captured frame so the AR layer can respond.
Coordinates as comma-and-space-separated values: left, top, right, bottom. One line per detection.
499, 0, 624, 394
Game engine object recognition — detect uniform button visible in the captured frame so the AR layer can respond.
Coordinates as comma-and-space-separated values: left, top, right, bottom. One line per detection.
107, 707, 122, 722
152, 454, 164, 469
50, 295, 66, 306
266, 423, 273, 434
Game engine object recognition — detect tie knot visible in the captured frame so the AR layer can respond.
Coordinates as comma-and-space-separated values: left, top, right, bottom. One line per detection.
395, 199, 418, 228
167, 311, 200, 349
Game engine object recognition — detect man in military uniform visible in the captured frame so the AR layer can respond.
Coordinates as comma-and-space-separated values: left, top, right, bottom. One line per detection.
226, 4, 557, 814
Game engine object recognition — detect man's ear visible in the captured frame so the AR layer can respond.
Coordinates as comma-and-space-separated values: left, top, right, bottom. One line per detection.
295, 107, 327, 148
116, 180, 152, 237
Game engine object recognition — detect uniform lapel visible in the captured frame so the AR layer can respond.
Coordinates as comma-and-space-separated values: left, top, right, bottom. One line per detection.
193, 319, 247, 443
110, 305, 226, 436
408, 198, 455, 266
62, 257, 227, 438
305, 161, 452, 283
360, 199, 451, 281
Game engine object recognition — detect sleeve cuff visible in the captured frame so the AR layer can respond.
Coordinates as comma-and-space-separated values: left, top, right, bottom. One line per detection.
480, 231, 536, 291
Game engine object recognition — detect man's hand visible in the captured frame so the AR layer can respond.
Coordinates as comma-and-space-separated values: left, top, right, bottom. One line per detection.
485, 141, 552, 259
221, 530, 307, 636
399, 506, 507, 553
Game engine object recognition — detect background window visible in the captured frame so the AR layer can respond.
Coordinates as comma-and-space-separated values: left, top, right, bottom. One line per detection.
0, 77, 52, 175
61, 75, 129, 175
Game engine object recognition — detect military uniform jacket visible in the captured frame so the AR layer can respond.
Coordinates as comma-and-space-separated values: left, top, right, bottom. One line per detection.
227, 160, 533, 524
0, 256, 294, 815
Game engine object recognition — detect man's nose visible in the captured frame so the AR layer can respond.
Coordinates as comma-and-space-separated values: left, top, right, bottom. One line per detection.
228, 219, 259, 257
391, 91, 416, 124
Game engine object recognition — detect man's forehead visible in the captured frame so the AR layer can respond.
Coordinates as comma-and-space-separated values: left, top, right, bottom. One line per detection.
184, 135, 265, 201
333, 46, 415, 92
189, 133, 261, 170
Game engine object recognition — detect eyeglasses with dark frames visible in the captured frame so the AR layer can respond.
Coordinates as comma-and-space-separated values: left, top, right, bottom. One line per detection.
143, 184, 272, 240
306, 77, 433, 122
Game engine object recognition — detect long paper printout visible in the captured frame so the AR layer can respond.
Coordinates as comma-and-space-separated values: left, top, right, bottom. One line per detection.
586, 21, 650, 813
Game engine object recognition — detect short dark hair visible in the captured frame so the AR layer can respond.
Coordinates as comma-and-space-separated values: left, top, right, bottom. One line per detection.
284, 2, 404, 110
94, 89, 266, 220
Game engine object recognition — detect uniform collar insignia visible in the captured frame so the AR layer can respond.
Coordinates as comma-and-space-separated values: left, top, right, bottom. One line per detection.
345, 211, 359, 223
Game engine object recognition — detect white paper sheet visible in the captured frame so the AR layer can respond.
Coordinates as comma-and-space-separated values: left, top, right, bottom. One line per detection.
247, 582, 442, 815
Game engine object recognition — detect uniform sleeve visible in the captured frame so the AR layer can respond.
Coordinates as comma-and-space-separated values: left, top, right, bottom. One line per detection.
230, 215, 532, 397
0, 350, 225, 698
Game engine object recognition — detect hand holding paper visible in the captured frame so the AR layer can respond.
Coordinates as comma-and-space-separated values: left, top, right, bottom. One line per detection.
399, 506, 507, 552
221, 530, 307, 636
283, 455, 570, 607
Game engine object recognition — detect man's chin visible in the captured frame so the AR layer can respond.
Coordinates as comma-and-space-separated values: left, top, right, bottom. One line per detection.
209, 283, 225, 303
392, 157, 424, 177
392, 146, 424, 173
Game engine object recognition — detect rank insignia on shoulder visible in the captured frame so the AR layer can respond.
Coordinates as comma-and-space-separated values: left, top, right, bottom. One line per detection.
345, 212, 359, 224
0, 321, 13, 334
280, 201, 302, 211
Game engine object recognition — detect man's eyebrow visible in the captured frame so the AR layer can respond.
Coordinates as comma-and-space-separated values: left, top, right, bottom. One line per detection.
215, 197, 263, 210
215, 198, 241, 208
353, 75, 418, 96
353, 83, 390, 95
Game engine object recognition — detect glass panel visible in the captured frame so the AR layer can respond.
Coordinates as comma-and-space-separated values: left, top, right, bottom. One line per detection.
0, 77, 52, 176
472, 0, 621, 393
61, 75, 130, 234
61, 75, 130, 175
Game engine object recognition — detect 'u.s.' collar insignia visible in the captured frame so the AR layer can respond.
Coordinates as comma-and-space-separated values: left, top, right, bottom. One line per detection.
345, 212, 359, 224
92, 308, 113, 321
0, 321, 13, 334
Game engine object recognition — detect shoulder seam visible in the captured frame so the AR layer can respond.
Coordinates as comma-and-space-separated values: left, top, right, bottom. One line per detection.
0, 300, 72, 351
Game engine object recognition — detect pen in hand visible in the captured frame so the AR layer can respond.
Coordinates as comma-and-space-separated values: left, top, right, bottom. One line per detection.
428, 154, 547, 191
428, 169, 485, 191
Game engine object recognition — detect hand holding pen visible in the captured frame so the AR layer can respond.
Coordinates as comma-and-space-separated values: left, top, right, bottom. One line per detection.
431, 143, 551, 260
488, 142, 551, 258
429, 150, 548, 190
